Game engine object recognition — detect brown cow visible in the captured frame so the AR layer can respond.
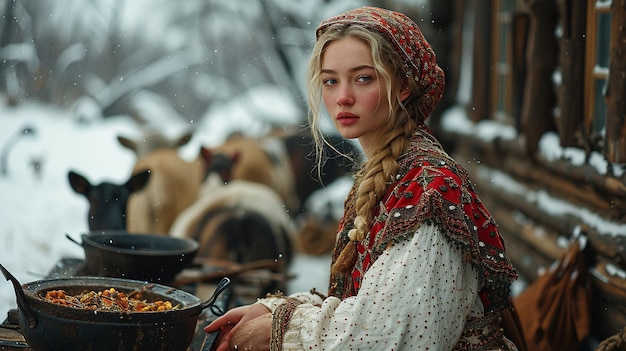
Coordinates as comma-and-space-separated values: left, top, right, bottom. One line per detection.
125, 148, 206, 234
209, 133, 298, 212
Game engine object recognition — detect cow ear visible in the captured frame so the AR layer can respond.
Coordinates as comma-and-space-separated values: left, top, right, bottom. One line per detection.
126, 169, 151, 193
68, 170, 91, 195
117, 135, 137, 152
230, 150, 240, 164
175, 131, 193, 147
200, 146, 213, 163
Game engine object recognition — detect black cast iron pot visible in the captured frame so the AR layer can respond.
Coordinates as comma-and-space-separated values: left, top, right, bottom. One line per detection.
67, 231, 199, 284
1, 264, 229, 351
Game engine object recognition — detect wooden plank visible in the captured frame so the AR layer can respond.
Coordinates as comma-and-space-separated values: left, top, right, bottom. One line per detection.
503, 155, 626, 219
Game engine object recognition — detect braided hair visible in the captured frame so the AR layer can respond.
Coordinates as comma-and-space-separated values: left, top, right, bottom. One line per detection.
306, 24, 425, 277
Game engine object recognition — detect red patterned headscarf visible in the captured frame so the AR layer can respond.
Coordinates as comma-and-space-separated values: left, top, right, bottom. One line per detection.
316, 6, 445, 123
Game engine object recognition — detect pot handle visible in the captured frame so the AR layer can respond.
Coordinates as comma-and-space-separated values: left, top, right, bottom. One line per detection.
65, 233, 83, 247
199, 277, 231, 316
0, 263, 37, 328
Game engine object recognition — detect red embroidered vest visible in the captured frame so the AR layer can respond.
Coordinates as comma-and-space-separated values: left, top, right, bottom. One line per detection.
328, 129, 517, 315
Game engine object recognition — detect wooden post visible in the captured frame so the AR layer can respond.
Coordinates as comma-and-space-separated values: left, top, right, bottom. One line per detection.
606, 0, 626, 163
512, 13, 530, 131
470, 0, 492, 122
557, 0, 587, 147
520, 0, 559, 156
428, 0, 462, 131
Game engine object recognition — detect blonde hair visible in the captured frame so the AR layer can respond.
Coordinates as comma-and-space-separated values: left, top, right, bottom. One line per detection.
307, 24, 423, 274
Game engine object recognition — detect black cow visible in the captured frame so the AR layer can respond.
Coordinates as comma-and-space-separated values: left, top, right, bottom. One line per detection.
68, 169, 151, 231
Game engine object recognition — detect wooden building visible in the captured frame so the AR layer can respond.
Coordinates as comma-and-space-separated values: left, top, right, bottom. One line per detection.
422, 0, 626, 346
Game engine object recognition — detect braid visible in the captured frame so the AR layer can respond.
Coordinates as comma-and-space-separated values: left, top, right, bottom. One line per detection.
350, 107, 416, 241
330, 108, 416, 277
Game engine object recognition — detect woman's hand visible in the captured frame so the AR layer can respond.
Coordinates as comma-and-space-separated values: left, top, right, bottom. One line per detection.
228, 313, 272, 351
204, 303, 272, 351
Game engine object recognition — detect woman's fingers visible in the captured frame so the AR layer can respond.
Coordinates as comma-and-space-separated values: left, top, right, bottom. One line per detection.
205, 303, 273, 350
206, 304, 271, 333
204, 316, 232, 332
205, 305, 249, 332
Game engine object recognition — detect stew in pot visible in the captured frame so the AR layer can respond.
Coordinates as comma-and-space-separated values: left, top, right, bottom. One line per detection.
44, 288, 179, 312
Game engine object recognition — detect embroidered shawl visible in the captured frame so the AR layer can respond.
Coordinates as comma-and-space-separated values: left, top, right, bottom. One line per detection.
328, 128, 518, 314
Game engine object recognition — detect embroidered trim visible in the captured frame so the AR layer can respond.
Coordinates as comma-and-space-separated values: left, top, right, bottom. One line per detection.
270, 299, 302, 351
453, 313, 518, 351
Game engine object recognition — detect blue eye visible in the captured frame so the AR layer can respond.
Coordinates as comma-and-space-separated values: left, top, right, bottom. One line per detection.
323, 78, 337, 86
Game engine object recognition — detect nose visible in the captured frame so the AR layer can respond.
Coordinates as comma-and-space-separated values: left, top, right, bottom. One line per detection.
336, 84, 354, 106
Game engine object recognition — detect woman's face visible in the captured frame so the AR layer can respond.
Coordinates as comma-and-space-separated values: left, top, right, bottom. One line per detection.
320, 36, 394, 155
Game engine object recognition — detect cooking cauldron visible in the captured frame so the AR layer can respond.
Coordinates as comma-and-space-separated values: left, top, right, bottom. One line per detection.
1, 264, 229, 351
67, 231, 199, 283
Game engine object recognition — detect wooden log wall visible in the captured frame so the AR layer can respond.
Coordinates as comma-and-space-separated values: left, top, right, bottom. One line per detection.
429, 0, 626, 343
446, 133, 626, 342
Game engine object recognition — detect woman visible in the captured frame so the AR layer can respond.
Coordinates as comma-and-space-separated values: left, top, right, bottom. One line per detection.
205, 6, 520, 350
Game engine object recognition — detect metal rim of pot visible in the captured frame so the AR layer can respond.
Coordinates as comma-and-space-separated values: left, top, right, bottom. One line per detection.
77, 231, 199, 256
66, 232, 200, 283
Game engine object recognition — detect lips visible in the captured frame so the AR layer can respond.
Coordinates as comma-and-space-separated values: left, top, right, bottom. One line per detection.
337, 112, 359, 126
